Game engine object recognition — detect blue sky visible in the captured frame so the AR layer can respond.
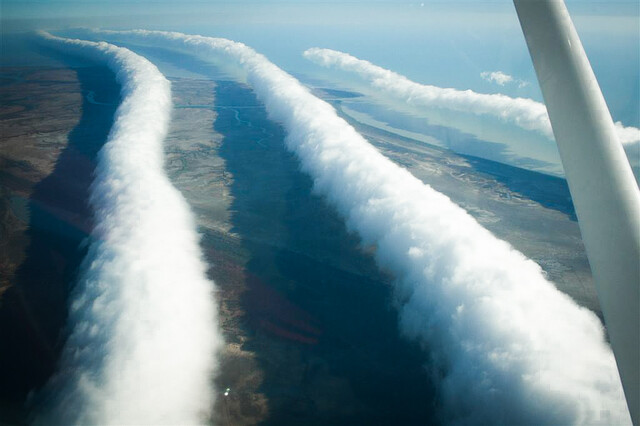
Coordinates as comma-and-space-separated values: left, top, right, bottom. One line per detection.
2, 1, 638, 125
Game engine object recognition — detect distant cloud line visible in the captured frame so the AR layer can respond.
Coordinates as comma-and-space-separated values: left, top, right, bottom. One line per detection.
88, 29, 630, 424
303, 48, 640, 146
34, 31, 221, 425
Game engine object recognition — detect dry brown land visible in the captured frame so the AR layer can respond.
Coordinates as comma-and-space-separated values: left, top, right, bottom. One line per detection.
0, 67, 83, 297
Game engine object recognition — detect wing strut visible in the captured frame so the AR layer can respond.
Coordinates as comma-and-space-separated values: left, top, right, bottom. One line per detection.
514, 1, 639, 423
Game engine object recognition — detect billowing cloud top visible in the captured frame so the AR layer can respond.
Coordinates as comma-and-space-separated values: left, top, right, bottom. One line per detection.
34, 32, 221, 425
86, 29, 631, 424
304, 47, 640, 146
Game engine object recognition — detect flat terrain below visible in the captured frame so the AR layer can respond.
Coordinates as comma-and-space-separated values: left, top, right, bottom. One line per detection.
0, 67, 600, 425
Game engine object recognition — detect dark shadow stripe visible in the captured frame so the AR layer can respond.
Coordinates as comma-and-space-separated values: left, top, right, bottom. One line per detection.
0, 64, 119, 424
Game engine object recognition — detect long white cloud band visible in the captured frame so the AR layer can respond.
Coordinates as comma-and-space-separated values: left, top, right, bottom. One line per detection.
303, 47, 640, 146
35, 32, 221, 425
